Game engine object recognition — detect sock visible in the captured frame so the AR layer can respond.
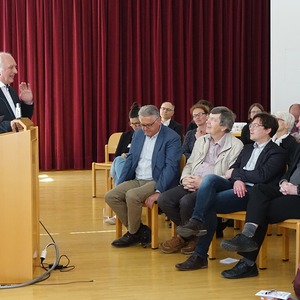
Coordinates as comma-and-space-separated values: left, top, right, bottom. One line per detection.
242, 222, 258, 238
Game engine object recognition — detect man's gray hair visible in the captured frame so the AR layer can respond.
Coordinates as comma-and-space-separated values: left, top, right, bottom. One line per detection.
273, 111, 295, 133
210, 106, 236, 133
139, 105, 160, 118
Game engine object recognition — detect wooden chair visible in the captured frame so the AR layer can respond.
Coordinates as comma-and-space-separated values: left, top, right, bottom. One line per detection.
277, 219, 300, 273
115, 155, 186, 249
207, 212, 267, 269
92, 132, 122, 198
184, 212, 300, 273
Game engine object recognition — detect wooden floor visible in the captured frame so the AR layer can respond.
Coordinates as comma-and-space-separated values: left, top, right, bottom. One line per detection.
1, 170, 297, 299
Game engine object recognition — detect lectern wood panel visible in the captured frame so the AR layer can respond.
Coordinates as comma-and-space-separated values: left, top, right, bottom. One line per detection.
0, 127, 39, 284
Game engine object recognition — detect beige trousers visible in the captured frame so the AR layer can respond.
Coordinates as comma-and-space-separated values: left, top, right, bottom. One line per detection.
105, 179, 156, 234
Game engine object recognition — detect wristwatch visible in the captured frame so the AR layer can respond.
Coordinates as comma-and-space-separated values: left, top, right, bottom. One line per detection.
297, 185, 300, 196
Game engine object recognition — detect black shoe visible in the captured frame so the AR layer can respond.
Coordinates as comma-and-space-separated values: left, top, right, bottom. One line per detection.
221, 259, 258, 279
137, 224, 151, 248
176, 219, 207, 238
175, 253, 208, 271
220, 233, 258, 252
111, 232, 140, 248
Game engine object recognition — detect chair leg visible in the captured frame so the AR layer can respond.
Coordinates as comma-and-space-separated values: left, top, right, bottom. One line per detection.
104, 169, 110, 192
92, 163, 96, 197
234, 220, 241, 230
267, 224, 273, 236
208, 232, 217, 259
171, 222, 176, 237
151, 203, 158, 249
282, 227, 290, 261
115, 216, 123, 238
258, 236, 267, 269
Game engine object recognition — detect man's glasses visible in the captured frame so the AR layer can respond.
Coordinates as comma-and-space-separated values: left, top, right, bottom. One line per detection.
140, 118, 159, 129
193, 112, 207, 118
160, 107, 174, 112
249, 123, 264, 129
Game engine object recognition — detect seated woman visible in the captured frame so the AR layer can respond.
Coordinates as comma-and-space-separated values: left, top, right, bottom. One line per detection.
272, 111, 298, 165
182, 103, 209, 160
105, 102, 140, 225
110, 102, 140, 185
240, 103, 264, 145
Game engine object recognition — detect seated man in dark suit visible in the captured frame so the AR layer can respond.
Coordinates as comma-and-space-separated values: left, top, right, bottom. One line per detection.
220, 143, 300, 279
175, 113, 288, 272
160, 101, 183, 141
105, 105, 182, 248
0, 52, 34, 133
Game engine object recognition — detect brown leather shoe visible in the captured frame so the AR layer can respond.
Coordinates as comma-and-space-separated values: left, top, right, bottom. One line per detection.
181, 236, 198, 255
159, 236, 187, 254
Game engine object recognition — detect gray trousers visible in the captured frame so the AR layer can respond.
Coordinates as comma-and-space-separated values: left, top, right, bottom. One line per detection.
105, 179, 156, 234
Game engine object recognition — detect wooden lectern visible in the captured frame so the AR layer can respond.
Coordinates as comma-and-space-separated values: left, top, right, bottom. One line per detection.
0, 118, 40, 284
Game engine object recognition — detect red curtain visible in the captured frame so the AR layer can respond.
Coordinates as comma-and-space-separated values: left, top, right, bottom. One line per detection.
0, 0, 270, 170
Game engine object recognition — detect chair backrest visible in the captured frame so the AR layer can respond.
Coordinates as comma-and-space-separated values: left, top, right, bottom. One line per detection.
105, 132, 123, 163
180, 155, 186, 173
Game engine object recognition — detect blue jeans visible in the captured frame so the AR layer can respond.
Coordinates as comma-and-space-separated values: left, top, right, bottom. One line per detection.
192, 174, 250, 258
110, 156, 126, 185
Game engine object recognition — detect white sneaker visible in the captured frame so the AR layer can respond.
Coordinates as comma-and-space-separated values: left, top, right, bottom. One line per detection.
104, 215, 116, 225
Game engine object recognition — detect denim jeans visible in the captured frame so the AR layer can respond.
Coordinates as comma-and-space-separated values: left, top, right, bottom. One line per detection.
192, 174, 250, 258
110, 156, 126, 185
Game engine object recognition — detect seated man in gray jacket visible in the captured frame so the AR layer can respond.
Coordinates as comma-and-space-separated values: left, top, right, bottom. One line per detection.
158, 106, 244, 255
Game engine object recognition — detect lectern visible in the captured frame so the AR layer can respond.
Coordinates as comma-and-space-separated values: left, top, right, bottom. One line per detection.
0, 119, 39, 284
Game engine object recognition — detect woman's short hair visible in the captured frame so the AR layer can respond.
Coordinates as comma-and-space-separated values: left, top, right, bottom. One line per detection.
273, 111, 295, 133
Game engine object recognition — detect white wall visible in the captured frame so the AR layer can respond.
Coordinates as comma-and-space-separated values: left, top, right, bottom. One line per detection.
271, 0, 300, 113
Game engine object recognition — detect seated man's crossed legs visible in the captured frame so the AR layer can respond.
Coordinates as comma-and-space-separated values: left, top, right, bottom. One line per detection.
157, 185, 198, 255
105, 179, 156, 248
174, 174, 249, 271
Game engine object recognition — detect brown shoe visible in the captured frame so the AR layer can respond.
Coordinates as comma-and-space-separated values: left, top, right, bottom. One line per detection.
181, 236, 198, 255
159, 236, 187, 254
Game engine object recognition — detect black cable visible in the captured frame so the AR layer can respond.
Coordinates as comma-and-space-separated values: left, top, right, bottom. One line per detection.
0, 243, 59, 289
39, 220, 56, 244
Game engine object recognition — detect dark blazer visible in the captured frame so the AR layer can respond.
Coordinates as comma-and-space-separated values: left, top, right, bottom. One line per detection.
0, 87, 34, 133
115, 130, 134, 157
119, 124, 182, 193
182, 128, 196, 160
230, 140, 288, 185
168, 119, 183, 141
186, 120, 197, 133
276, 134, 298, 167
282, 143, 300, 182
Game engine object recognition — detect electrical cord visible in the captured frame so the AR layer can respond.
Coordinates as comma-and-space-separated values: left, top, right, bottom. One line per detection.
0, 221, 80, 289
0, 242, 59, 289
